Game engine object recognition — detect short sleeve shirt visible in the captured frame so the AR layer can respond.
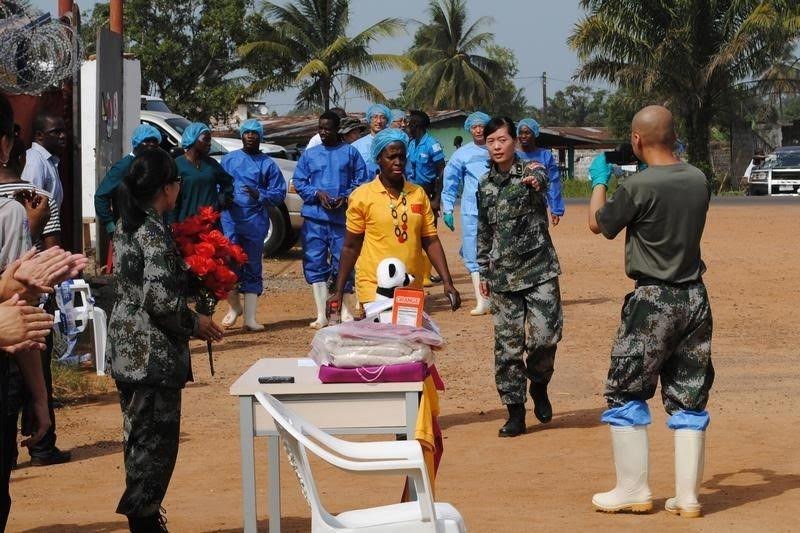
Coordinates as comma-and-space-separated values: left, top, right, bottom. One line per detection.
346, 177, 437, 303
407, 133, 445, 186
596, 162, 710, 283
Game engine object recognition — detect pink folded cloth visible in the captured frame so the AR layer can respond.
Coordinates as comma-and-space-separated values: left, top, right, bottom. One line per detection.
318, 362, 429, 384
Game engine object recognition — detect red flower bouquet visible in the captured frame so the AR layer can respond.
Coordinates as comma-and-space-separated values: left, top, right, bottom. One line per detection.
172, 206, 248, 374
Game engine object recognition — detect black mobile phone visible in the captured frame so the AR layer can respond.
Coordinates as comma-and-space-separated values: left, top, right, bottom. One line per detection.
258, 376, 295, 384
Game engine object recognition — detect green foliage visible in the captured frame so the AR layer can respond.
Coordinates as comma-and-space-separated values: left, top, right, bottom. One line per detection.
603, 88, 659, 138
82, 0, 259, 122
569, 0, 800, 171
403, 0, 505, 110
528, 84, 608, 126
79, 2, 109, 57
239, 0, 413, 110
482, 45, 527, 118
561, 175, 619, 198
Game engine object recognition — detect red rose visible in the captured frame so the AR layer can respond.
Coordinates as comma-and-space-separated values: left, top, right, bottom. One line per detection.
214, 242, 232, 260
213, 265, 238, 285
173, 217, 210, 238
194, 242, 216, 258
213, 287, 229, 300
185, 255, 216, 277
197, 205, 220, 224
230, 244, 248, 265
200, 229, 230, 249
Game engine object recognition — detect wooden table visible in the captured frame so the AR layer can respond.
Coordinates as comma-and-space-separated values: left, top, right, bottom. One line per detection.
230, 358, 424, 533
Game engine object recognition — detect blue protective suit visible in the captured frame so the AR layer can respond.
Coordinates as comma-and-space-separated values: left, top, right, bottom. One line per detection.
293, 142, 368, 289
441, 142, 489, 273
517, 148, 565, 216
351, 133, 378, 178
220, 150, 287, 294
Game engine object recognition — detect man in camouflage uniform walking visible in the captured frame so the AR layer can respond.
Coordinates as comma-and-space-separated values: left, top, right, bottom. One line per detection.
477, 117, 562, 438
588, 105, 714, 518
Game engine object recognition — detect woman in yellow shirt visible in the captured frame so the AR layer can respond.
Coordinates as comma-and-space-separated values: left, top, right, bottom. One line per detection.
330, 128, 461, 309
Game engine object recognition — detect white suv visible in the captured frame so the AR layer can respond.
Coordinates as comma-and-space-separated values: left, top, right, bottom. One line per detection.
139, 110, 303, 255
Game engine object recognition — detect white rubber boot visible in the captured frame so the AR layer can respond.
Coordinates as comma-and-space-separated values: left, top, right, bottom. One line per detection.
221, 291, 242, 328
242, 293, 265, 331
665, 429, 705, 518
341, 293, 356, 322
309, 282, 329, 329
470, 272, 489, 316
592, 425, 653, 513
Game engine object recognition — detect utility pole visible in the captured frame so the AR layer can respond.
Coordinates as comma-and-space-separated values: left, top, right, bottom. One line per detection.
110, 0, 123, 34
542, 71, 547, 111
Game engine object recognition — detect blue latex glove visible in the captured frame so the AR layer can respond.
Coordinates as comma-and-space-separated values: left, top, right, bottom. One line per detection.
443, 212, 455, 231
589, 153, 612, 189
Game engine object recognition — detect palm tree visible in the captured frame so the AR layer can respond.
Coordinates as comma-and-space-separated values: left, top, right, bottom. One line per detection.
404, 0, 504, 110
569, 0, 800, 174
239, 0, 414, 110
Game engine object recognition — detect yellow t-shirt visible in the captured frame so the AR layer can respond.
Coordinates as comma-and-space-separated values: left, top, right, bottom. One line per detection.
346, 177, 437, 303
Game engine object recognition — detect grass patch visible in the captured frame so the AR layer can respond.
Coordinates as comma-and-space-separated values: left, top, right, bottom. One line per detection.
52, 361, 111, 402
562, 177, 620, 198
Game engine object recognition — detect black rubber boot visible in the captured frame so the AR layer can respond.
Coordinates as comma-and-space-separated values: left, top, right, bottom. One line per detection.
127, 512, 168, 533
498, 403, 526, 437
530, 382, 553, 424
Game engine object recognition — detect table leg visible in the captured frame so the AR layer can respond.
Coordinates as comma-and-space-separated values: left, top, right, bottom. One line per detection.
405, 391, 419, 500
268, 434, 281, 533
239, 397, 257, 533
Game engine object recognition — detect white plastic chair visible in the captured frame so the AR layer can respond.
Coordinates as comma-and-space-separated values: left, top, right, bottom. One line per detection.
53, 279, 108, 375
253, 392, 466, 533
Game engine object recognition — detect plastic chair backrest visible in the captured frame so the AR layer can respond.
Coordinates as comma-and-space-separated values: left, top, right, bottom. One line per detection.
256, 393, 342, 527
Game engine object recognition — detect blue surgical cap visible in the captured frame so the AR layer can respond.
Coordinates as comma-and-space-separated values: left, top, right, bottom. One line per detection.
371, 128, 409, 162
239, 118, 264, 141
391, 109, 405, 123
180, 122, 211, 150
464, 111, 490, 132
131, 124, 162, 150
517, 118, 540, 138
366, 104, 392, 123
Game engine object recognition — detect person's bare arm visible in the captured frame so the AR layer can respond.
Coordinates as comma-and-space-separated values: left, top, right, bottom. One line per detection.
0, 294, 52, 345
14, 350, 51, 447
422, 234, 461, 310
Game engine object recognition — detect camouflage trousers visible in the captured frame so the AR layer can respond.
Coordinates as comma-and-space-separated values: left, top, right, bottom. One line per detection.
116, 382, 181, 518
491, 278, 563, 405
605, 283, 715, 414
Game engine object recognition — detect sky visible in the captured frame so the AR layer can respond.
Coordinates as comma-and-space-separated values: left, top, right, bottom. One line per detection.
30, 0, 604, 113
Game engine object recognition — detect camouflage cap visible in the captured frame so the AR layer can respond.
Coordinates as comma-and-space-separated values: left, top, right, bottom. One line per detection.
339, 116, 365, 134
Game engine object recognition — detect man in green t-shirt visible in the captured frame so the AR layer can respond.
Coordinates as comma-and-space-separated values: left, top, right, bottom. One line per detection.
587, 106, 714, 519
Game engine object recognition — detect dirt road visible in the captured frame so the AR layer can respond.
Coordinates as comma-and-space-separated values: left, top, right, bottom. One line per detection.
9, 201, 800, 532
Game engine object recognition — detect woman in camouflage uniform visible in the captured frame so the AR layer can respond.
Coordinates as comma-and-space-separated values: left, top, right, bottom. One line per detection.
477, 117, 563, 438
106, 148, 223, 532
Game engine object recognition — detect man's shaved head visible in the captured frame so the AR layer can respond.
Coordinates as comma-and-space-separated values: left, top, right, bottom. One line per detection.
631, 105, 676, 148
